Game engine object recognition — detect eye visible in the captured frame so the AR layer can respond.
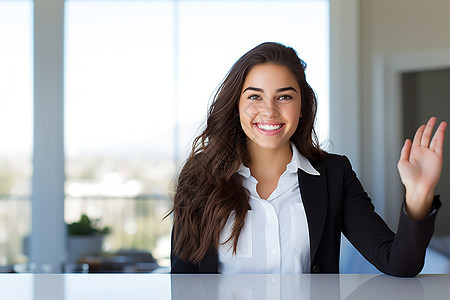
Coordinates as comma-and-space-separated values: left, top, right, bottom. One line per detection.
248, 94, 262, 100
278, 94, 292, 101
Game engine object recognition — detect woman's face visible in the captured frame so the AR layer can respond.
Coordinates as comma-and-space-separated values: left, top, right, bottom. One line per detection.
238, 63, 301, 151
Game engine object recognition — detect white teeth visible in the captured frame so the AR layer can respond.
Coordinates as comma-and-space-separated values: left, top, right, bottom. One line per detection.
256, 124, 282, 131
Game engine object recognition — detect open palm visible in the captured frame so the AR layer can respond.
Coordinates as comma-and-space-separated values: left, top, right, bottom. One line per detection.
397, 117, 447, 219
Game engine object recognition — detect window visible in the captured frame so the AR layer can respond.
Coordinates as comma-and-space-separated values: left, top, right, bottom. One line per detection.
0, 0, 33, 267
65, 1, 175, 265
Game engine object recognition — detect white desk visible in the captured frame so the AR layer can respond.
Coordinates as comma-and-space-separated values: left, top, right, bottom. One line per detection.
0, 273, 449, 299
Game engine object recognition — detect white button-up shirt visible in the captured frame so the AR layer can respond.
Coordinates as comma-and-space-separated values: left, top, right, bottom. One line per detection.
218, 143, 320, 273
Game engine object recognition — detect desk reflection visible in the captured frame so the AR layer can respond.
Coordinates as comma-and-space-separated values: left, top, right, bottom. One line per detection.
171, 274, 338, 300
0, 273, 449, 299
345, 275, 424, 300
170, 274, 450, 300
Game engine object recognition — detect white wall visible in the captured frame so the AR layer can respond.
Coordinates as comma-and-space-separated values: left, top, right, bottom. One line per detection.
329, 0, 360, 174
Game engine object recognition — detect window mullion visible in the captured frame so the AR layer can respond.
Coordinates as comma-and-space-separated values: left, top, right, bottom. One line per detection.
31, 0, 66, 272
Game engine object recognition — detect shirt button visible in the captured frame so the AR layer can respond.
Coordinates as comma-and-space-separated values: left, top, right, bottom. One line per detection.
271, 249, 276, 254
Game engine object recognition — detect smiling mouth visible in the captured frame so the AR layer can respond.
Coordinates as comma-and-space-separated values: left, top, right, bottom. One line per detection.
254, 123, 285, 132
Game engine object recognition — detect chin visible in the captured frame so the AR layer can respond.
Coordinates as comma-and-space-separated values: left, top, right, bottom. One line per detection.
251, 140, 289, 150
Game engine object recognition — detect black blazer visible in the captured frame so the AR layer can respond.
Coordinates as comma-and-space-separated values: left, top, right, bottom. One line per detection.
171, 154, 441, 276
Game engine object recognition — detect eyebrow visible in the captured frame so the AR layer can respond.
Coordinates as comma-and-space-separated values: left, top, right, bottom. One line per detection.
242, 86, 298, 94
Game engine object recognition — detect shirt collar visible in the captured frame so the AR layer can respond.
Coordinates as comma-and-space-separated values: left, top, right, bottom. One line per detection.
237, 142, 320, 178
237, 164, 252, 178
287, 142, 321, 176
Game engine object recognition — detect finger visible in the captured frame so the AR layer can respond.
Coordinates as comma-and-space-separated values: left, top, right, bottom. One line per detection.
399, 139, 412, 162
421, 117, 437, 147
430, 121, 447, 156
412, 124, 426, 148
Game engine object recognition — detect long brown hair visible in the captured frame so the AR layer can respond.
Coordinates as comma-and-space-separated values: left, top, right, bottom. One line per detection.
171, 42, 326, 264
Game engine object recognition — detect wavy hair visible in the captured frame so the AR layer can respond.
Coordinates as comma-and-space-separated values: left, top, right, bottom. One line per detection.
170, 42, 326, 264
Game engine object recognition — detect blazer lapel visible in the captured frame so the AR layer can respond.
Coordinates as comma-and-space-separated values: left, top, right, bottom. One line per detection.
298, 164, 328, 264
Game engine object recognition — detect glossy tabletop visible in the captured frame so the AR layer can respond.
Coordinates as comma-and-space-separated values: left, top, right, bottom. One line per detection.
0, 273, 449, 300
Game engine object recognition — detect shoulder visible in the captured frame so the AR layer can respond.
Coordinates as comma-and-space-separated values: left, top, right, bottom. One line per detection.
306, 154, 357, 185
309, 153, 352, 171
305, 154, 362, 194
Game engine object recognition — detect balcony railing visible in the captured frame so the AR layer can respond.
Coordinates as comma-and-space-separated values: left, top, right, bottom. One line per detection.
0, 195, 172, 268
0, 195, 30, 266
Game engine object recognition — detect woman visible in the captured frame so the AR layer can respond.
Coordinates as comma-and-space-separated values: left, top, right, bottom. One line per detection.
170, 42, 447, 276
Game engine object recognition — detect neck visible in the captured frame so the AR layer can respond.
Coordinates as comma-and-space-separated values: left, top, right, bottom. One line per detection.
247, 141, 293, 181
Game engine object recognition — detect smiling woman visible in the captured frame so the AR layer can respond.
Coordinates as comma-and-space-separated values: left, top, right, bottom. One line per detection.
170, 43, 326, 272
170, 42, 446, 276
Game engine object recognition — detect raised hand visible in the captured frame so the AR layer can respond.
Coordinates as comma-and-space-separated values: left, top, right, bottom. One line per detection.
397, 117, 447, 220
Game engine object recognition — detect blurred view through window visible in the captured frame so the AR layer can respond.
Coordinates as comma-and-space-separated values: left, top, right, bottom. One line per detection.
0, 0, 33, 267
65, 1, 176, 267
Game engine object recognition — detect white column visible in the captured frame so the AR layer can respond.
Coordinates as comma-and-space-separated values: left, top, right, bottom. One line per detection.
31, 0, 66, 272
329, 0, 361, 173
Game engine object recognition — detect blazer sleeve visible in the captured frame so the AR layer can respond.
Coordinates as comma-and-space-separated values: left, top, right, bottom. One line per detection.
340, 156, 441, 277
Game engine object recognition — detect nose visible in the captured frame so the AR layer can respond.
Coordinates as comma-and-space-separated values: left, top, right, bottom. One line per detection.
260, 99, 279, 118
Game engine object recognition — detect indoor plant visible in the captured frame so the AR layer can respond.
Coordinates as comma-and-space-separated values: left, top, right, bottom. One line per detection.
67, 214, 110, 263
